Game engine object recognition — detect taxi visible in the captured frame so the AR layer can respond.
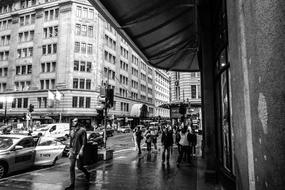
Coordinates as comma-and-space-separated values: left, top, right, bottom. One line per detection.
0, 134, 65, 178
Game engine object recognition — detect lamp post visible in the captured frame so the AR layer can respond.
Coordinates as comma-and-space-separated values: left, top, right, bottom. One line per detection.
0, 96, 14, 125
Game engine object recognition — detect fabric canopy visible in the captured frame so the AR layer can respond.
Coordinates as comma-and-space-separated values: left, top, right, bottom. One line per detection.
89, 0, 199, 72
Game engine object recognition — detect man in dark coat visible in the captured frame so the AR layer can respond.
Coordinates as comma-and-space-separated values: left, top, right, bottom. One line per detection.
161, 126, 173, 165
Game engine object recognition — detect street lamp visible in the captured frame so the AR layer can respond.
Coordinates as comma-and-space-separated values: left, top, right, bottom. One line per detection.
0, 96, 14, 125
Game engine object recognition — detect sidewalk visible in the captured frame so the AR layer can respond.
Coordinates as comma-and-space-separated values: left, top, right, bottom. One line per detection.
0, 148, 220, 190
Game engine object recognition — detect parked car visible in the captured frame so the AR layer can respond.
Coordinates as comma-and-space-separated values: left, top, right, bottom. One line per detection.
117, 126, 131, 133
32, 123, 70, 139
98, 126, 114, 137
0, 135, 65, 178
62, 131, 104, 157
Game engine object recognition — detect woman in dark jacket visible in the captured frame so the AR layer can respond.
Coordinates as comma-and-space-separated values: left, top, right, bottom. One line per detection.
161, 126, 173, 164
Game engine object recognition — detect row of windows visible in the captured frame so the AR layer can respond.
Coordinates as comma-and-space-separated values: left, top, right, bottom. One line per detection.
141, 61, 147, 71
20, 0, 37, 9
41, 62, 56, 73
0, 35, 10, 46
74, 42, 93, 54
120, 102, 129, 112
120, 60, 128, 71
103, 68, 115, 80
19, 14, 36, 26
104, 51, 116, 64
131, 80, 138, 89
0, 67, 8, 77
120, 46, 128, 59
73, 78, 91, 90
11, 98, 29, 108
141, 95, 146, 101
16, 65, 32, 75
0, 51, 9, 61
141, 84, 146, 92
140, 73, 146, 81
131, 67, 138, 77
148, 77, 153, 84
72, 96, 91, 108
44, 8, 59, 21
119, 88, 127, 98
14, 81, 31, 91
131, 92, 138, 100
119, 75, 128, 85
40, 79, 55, 90
105, 35, 116, 50
132, 55, 139, 66
17, 47, 33, 58
148, 68, 153, 75
75, 24, 93, 37
43, 26, 58, 39
0, 19, 12, 30
19, 30, 34, 42
76, 6, 94, 20
74, 61, 92, 72
0, 4, 13, 14
42, 43, 57, 55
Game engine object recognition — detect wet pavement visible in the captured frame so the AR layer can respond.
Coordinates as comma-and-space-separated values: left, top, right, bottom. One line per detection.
0, 132, 217, 190
0, 147, 218, 190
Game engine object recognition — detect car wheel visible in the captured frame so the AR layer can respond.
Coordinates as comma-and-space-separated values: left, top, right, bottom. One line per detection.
0, 163, 7, 179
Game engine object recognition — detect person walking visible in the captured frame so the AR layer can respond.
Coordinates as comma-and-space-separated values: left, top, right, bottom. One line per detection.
135, 126, 144, 154
65, 118, 90, 190
144, 127, 152, 152
161, 126, 173, 165
151, 126, 158, 151
176, 126, 190, 167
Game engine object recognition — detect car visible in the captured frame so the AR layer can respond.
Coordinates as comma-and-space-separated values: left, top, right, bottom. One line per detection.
117, 126, 131, 133
98, 126, 114, 137
62, 131, 104, 157
0, 135, 65, 178
32, 123, 70, 139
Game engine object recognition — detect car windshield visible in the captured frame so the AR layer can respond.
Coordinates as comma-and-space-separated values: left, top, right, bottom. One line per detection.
0, 137, 19, 150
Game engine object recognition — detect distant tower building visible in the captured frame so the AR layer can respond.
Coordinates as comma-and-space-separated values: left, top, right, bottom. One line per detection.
169, 72, 201, 119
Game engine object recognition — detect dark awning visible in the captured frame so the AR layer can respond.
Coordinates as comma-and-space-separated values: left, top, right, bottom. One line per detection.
89, 0, 199, 72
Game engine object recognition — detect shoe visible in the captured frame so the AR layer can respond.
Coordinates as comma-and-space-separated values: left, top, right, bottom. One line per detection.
65, 184, 74, 190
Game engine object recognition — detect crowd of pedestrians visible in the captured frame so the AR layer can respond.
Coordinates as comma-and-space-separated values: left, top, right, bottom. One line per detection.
133, 119, 198, 167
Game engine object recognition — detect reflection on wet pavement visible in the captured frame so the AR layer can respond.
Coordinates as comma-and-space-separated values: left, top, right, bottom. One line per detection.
0, 148, 214, 190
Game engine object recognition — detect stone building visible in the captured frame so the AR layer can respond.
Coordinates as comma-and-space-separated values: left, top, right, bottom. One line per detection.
0, 0, 155, 126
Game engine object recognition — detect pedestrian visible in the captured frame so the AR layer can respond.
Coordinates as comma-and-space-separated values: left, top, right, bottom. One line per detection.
176, 126, 190, 167
151, 126, 158, 151
135, 126, 144, 154
65, 118, 90, 190
144, 127, 152, 152
161, 126, 173, 165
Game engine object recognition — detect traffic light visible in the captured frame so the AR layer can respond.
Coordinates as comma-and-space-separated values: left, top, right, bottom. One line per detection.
106, 88, 114, 108
96, 109, 104, 123
28, 104, 34, 113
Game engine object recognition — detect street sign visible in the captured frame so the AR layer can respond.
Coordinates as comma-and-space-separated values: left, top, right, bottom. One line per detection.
26, 113, 31, 120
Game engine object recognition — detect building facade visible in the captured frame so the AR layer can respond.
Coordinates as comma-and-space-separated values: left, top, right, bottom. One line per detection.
154, 69, 170, 118
0, 0, 155, 126
169, 71, 201, 119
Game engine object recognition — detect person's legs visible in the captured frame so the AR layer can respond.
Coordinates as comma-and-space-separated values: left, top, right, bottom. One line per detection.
166, 147, 170, 162
77, 156, 90, 180
162, 146, 166, 163
147, 142, 151, 152
137, 140, 141, 154
65, 156, 76, 189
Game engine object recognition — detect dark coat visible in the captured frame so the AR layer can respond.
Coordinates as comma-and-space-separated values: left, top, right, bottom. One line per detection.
161, 131, 173, 147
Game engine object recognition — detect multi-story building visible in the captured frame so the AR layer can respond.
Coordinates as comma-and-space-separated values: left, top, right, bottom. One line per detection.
154, 69, 170, 118
0, 0, 155, 127
169, 71, 201, 119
